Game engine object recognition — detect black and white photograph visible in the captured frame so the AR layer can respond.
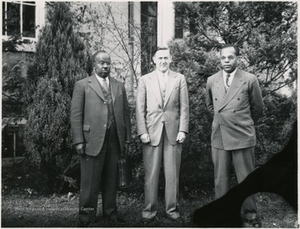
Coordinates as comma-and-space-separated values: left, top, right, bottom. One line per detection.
2, 1, 297, 227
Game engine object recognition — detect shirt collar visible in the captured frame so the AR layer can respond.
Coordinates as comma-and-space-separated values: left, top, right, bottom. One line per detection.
95, 72, 109, 85
156, 69, 169, 77
223, 68, 237, 78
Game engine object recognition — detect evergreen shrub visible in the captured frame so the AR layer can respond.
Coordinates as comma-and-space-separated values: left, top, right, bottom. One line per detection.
23, 2, 93, 193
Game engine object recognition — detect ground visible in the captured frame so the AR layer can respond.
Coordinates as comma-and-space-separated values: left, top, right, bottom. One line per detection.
1, 160, 298, 227
1, 190, 297, 227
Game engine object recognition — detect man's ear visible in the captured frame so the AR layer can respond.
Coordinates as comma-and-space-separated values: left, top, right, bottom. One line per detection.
152, 56, 156, 65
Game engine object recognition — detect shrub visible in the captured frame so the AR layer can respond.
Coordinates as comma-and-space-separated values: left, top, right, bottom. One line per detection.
23, 2, 92, 193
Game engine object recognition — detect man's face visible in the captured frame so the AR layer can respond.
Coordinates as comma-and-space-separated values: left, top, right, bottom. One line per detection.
94, 52, 111, 78
153, 49, 172, 73
220, 47, 238, 73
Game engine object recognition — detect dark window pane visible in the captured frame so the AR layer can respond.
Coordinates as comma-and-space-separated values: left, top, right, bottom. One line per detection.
141, 2, 157, 75
2, 2, 5, 35
7, 2, 20, 36
22, 4, 35, 37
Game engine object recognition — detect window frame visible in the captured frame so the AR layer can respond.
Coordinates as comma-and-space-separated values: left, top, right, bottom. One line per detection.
2, 1, 45, 43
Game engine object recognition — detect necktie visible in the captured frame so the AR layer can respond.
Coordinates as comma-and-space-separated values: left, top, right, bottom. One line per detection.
226, 74, 231, 87
163, 74, 167, 89
102, 78, 109, 92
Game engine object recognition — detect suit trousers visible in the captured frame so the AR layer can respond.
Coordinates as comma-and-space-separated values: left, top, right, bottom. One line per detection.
142, 127, 182, 219
211, 147, 257, 214
79, 123, 120, 223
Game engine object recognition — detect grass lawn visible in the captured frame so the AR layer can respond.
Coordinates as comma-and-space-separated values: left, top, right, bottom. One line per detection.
2, 190, 297, 227
1, 160, 297, 227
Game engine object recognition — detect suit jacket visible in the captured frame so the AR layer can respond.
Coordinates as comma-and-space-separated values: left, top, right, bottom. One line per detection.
136, 70, 189, 146
205, 69, 263, 151
70, 73, 131, 156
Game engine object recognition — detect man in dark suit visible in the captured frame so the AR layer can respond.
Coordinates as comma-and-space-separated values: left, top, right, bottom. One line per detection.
205, 44, 263, 226
70, 50, 131, 226
136, 47, 189, 221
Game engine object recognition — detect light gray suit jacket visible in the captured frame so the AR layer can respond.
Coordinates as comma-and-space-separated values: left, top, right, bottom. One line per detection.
136, 70, 189, 146
205, 69, 263, 150
70, 73, 131, 156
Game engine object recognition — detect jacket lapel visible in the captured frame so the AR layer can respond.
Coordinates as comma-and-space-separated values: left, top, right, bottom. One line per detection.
214, 71, 226, 104
148, 72, 163, 108
88, 73, 105, 101
109, 77, 119, 103
219, 69, 245, 111
164, 70, 177, 108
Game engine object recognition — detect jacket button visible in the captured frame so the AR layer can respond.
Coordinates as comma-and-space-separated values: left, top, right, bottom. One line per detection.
215, 98, 217, 100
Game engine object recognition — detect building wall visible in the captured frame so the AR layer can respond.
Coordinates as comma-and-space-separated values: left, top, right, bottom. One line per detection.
157, 1, 175, 47
71, 2, 141, 82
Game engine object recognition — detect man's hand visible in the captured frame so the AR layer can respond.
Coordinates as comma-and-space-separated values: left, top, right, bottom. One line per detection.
140, 133, 151, 144
75, 143, 85, 156
176, 132, 186, 144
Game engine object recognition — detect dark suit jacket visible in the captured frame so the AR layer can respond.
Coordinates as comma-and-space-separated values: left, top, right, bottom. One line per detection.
70, 73, 131, 156
136, 70, 189, 146
205, 69, 263, 150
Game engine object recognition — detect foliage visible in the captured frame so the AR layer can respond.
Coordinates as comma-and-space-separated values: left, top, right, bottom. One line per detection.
23, 2, 93, 193
2, 13, 34, 119
71, 2, 140, 103
5, 1, 296, 196
2, 54, 26, 117
71, 2, 157, 104
174, 2, 297, 94
255, 92, 297, 164
168, 0, 297, 191
168, 40, 217, 193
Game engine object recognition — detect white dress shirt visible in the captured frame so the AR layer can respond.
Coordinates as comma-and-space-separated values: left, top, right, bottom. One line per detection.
95, 73, 110, 89
156, 69, 169, 88
223, 69, 237, 90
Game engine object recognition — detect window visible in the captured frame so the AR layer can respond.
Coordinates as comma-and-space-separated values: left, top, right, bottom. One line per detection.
141, 2, 157, 75
2, 1, 36, 39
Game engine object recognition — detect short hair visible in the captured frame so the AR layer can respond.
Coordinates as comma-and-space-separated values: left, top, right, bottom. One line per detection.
220, 44, 240, 56
92, 50, 109, 62
153, 46, 170, 56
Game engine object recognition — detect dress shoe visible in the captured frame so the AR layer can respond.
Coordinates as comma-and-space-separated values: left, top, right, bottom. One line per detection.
167, 212, 181, 221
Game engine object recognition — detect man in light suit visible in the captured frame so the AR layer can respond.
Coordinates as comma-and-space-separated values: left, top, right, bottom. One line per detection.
70, 50, 131, 226
205, 44, 263, 226
136, 47, 189, 221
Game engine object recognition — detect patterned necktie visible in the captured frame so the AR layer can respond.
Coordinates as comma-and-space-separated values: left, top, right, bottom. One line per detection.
102, 78, 109, 92
226, 74, 231, 87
